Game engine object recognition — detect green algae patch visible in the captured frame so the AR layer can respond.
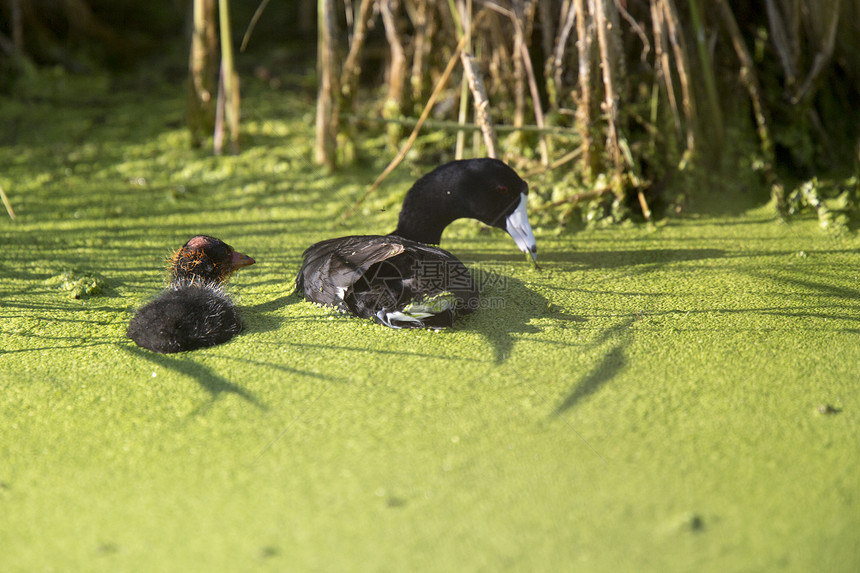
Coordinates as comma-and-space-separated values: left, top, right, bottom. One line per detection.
45, 269, 110, 299
1, 72, 859, 572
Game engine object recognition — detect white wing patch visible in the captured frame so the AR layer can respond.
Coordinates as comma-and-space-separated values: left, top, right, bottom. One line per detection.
376, 292, 458, 328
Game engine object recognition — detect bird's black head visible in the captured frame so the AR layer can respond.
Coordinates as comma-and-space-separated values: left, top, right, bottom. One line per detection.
168, 235, 255, 286
393, 158, 537, 260
451, 158, 529, 229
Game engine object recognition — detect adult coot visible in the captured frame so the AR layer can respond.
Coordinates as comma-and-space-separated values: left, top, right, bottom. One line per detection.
128, 235, 255, 353
296, 158, 537, 328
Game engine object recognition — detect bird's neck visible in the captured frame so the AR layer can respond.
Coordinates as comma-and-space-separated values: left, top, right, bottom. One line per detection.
390, 189, 460, 245
170, 274, 223, 289
391, 213, 458, 245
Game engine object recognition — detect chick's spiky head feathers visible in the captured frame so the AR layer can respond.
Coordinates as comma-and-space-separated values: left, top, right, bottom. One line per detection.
167, 235, 255, 286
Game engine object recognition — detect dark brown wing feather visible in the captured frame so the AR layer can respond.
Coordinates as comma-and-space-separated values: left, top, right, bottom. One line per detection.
296, 236, 405, 311
295, 235, 479, 326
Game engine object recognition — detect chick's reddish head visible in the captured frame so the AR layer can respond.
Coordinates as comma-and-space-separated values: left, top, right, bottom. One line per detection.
169, 235, 255, 286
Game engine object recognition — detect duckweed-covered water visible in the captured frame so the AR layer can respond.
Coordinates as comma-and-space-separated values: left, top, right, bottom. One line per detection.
1, 69, 858, 572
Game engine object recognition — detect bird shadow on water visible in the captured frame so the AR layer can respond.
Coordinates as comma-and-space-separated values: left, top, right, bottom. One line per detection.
461, 273, 586, 364
456, 246, 727, 267
119, 344, 268, 413
553, 317, 635, 416
243, 293, 299, 335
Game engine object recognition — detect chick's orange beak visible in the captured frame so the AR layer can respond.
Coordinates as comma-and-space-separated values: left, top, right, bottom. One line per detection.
230, 250, 256, 270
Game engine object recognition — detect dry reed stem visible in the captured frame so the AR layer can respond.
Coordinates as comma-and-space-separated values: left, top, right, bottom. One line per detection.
765, 0, 797, 83
188, 0, 217, 147
339, 0, 374, 103
524, 147, 583, 178
448, 0, 470, 159
486, 12, 513, 101
214, 65, 225, 153
380, 0, 408, 119
715, 0, 773, 159
574, 0, 594, 177
460, 51, 499, 157
240, 0, 271, 51
536, 0, 555, 86
637, 190, 652, 221
315, 0, 338, 168
660, 0, 695, 153
409, 0, 430, 103
688, 0, 723, 145
483, 1, 549, 165
548, 0, 576, 110
0, 182, 16, 220
215, 0, 240, 155
341, 13, 485, 221
617, 1, 650, 60
594, 0, 621, 171
650, 0, 681, 142
345, 114, 579, 136
511, 3, 526, 132
791, 0, 841, 104
535, 187, 613, 211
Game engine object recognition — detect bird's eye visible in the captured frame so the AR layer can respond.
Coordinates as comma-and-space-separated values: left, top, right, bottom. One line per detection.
497, 185, 509, 195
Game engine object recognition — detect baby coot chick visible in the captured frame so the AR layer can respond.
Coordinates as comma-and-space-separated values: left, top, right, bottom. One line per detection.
296, 158, 537, 328
127, 235, 255, 353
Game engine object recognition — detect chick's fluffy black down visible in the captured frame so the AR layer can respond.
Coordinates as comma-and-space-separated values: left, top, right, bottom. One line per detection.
126, 285, 242, 354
